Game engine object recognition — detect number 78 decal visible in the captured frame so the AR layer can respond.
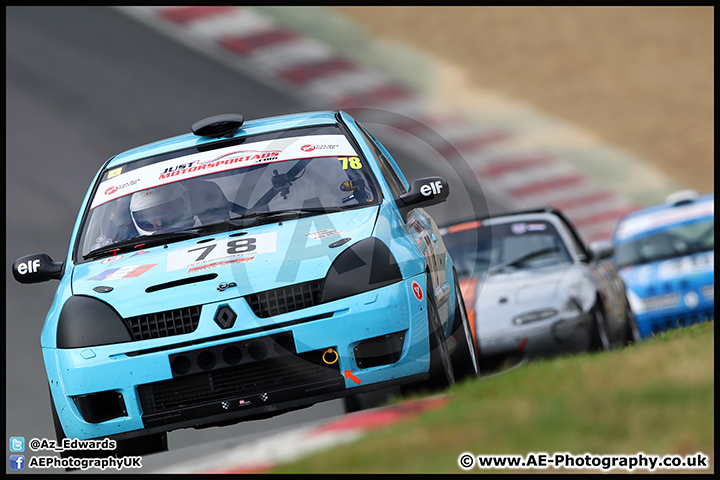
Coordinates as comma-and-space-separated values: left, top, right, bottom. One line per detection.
166, 232, 277, 272
338, 157, 363, 170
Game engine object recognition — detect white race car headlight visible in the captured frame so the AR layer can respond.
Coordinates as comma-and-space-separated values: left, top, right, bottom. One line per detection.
626, 289, 646, 315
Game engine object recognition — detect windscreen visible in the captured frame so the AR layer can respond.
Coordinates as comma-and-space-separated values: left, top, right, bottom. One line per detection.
444, 220, 572, 277
614, 217, 714, 268
613, 200, 714, 268
76, 128, 381, 260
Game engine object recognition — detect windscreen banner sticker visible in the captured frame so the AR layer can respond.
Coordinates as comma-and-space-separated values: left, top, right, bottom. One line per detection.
512, 222, 548, 235
166, 232, 277, 272
511, 223, 527, 234
92, 135, 358, 209
89, 264, 157, 281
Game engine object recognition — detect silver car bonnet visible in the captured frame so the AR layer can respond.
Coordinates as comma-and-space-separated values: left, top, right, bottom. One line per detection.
473, 263, 573, 337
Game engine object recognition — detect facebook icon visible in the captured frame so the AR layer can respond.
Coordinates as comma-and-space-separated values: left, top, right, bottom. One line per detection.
9, 455, 25, 470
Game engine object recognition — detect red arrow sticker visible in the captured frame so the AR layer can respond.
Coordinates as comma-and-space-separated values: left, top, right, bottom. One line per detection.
411, 281, 423, 301
344, 370, 361, 385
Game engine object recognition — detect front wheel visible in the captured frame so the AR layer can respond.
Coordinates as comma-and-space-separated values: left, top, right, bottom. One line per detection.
449, 270, 480, 381
426, 277, 455, 391
623, 300, 642, 346
401, 276, 455, 397
342, 387, 399, 413
589, 303, 611, 352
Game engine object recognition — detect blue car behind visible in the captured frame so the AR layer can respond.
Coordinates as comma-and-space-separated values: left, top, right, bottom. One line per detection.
611, 191, 714, 339
12, 111, 478, 458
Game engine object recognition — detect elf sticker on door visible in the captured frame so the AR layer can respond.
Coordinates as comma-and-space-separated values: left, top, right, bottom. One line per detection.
167, 232, 277, 272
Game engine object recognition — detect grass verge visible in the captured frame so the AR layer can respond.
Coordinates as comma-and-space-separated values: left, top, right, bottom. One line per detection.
273, 321, 714, 474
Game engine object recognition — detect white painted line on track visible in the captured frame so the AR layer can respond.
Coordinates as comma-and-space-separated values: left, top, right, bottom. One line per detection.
185, 8, 276, 39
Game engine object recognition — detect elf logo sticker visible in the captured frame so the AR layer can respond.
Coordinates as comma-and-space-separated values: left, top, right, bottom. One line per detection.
412, 281, 423, 301
105, 186, 118, 195
420, 181, 443, 196
301, 145, 315, 152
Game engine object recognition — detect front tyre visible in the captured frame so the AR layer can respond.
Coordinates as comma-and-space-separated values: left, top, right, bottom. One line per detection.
623, 299, 642, 346
426, 276, 455, 391
342, 387, 400, 413
400, 276, 455, 397
589, 303, 611, 352
449, 269, 480, 381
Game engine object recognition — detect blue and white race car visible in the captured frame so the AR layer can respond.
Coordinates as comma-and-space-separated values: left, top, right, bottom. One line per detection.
611, 190, 714, 339
12, 111, 478, 457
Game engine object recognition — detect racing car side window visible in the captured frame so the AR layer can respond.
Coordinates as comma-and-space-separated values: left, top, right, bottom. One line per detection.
356, 123, 407, 197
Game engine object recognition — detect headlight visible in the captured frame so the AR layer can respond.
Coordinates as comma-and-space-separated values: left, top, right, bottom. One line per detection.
626, 289, 646, 314
513, 308, 558, 325
321, 237, 403, 303
57, 295, 133, 348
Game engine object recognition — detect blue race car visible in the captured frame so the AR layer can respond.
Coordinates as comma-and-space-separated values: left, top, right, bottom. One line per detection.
611, 190, 714, 339
12, 111, 478, 457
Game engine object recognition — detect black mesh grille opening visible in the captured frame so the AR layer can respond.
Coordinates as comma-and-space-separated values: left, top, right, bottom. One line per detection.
650, 307, 714, 334
123, 306, 202, 341
138, 350, 341, 415
245, 279, 324, 318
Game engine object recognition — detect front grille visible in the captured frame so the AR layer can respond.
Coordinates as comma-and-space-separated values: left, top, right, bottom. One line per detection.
642, 293, 679, 311
123, 306, 201, 341
245, 279, 324, 318
648, 306, 714, 335
138, 350, 341, 415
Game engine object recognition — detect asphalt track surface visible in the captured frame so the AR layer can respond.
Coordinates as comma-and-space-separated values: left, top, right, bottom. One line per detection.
6, 7, 503, 473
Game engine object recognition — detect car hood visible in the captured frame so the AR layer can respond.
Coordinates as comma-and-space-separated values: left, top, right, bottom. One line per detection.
478, 263, 572, 306
468, 263, 574, 335
71, 207, 379, 318
619, 250, 714, 297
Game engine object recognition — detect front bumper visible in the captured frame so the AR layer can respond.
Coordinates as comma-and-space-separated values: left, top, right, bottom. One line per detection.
477, 312, 591, 358
45, 274, 431, 440
635, 304, 714, 339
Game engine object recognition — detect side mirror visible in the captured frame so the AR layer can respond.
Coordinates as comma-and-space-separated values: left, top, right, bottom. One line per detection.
587, 240, 614, 261
396, 177, 449, 218
12, 253, 64, 284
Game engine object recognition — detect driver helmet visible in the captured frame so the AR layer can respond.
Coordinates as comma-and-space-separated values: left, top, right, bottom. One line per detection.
130, 183, 194, 235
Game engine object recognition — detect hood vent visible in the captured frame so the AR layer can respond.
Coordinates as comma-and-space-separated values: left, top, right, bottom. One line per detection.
146, 273, 218, 293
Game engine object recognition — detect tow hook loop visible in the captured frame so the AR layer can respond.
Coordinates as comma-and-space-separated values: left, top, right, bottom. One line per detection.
322, 348, 339, 365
